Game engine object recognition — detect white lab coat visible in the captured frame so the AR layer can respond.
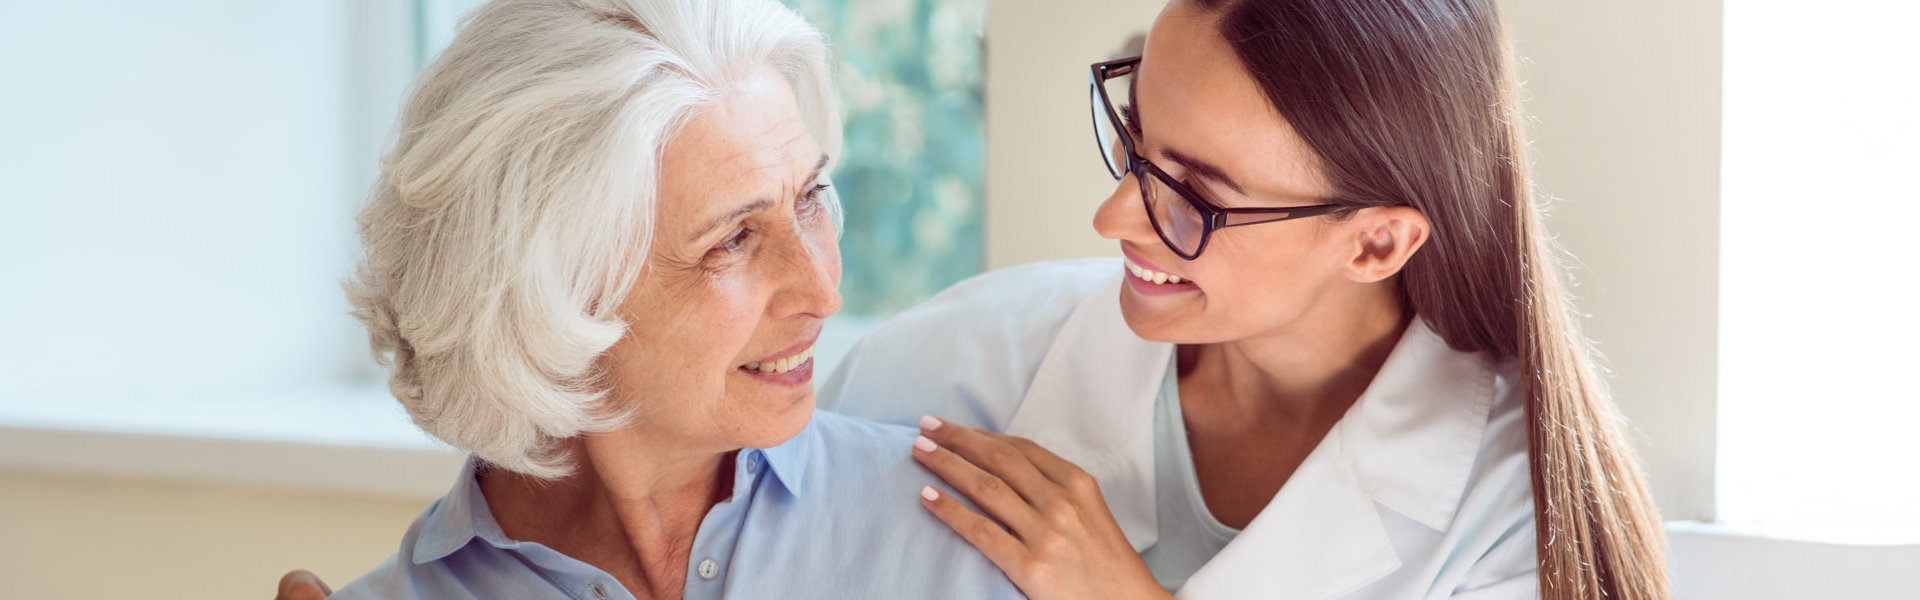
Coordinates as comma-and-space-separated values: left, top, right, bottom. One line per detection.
821, 258, 1539, 599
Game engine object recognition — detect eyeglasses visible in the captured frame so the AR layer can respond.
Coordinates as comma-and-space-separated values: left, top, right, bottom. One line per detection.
1090, 56, 1348, 260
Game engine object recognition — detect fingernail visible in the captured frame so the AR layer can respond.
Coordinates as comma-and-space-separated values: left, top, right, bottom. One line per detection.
921, 486, 940, 501
919, 415, 943, 430
913, 435, 937, 453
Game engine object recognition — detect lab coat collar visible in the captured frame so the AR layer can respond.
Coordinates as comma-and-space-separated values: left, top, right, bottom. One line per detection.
1005, 269, 1500, 598
1004, 274, 1170, 552
1181, 318, 1498, 598
1341, 319, 1498, 530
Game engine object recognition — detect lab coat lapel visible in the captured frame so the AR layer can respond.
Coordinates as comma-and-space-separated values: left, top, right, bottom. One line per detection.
1175, 424, 1401, 599
1003, 274, 1169, 552
1175, 320, 1497, 598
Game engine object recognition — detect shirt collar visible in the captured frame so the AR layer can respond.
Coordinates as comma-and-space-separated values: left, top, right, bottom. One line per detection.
411, 457, 517, 564
409, 420, 823, 565
755, 412, 817, 497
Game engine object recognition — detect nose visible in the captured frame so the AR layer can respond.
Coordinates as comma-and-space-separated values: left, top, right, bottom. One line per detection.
769, 224, 842, 320
1093, 173, 1154, 244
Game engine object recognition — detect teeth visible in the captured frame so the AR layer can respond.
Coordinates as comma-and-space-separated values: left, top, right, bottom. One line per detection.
1124, 259, 1187, 286
744, 345, 814, 374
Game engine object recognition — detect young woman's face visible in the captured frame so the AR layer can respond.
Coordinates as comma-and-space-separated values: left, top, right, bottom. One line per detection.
598, 68, 841, 455
1094, 1, 1388, 344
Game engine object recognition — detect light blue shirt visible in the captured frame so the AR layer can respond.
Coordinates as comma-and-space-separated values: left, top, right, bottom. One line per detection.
334, 410, 1025, 599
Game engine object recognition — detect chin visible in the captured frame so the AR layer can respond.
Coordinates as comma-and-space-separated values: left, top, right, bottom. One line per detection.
735, 391, 817, 450
1119, 290, 1195, 343
1118, 292, 1244, 345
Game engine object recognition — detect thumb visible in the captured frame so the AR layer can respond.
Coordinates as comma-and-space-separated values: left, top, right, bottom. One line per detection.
275, 570, 333, 600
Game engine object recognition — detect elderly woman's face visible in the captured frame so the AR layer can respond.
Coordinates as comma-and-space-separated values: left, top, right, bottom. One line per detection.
599, 68, 841, 453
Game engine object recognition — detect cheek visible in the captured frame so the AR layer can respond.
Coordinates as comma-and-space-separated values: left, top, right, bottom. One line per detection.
1197, 231, 1335, 314
616, 278, 762, 408
690, 276, 764, 366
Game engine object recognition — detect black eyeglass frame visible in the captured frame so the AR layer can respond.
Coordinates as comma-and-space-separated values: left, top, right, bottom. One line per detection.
1090, 56, 1350, 260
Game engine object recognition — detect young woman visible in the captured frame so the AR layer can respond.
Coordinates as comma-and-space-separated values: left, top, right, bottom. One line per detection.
826, 0, 1672, 598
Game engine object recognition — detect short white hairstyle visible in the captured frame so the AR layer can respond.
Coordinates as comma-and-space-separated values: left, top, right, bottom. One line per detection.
346, 0, 843, 479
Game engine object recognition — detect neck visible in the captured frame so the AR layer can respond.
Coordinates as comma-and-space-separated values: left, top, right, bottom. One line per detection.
481, 430, 735, 599
1183, 283, 1409, 419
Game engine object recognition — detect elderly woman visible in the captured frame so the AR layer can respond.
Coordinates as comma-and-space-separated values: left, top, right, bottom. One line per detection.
323, 0, 1022, 598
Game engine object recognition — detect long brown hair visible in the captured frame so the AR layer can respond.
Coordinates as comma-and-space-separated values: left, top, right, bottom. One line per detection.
1186, 0, 1672, 597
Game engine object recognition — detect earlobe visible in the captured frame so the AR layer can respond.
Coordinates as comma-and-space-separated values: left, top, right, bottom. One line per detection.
1346, 207, 1430, 283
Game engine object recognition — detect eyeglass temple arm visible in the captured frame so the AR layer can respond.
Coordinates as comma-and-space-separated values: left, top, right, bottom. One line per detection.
1217, 205, 1349, 228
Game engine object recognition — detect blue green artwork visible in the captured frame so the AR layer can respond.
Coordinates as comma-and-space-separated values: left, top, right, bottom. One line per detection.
781, 0, 986, 315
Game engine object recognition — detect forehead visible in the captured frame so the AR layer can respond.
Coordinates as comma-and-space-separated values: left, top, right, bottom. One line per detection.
656, 70, 820, 221
1139, 3, 1332, 200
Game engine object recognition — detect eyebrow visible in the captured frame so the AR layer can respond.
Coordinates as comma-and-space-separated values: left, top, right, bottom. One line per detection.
1128, 71, 1247, 197
1161, 148, 1247, 197
692, 153, 832, 241
804, 152, 830, 186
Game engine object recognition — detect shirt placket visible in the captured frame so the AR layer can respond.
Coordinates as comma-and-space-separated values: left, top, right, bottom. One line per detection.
679, 448, 766, 600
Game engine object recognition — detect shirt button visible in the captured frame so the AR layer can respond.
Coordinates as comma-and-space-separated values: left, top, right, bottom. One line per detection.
745, 451, 761, 473
697, 558, 720, 580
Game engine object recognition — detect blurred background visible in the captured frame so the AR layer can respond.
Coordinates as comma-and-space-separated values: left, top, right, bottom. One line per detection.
1, 0, 1914, 598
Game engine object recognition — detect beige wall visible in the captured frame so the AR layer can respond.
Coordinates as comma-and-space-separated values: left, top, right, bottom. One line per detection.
983, 0, 1166, 269
0, 469, 425, 600
1497, 0, 1722, 522
985, 0, 1722, 521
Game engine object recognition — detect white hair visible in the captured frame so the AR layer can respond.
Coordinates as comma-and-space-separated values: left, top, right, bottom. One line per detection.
346, 0, 843, 479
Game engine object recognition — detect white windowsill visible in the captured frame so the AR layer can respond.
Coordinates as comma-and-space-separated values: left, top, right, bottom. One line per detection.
1666, 520, 1920, 600
0, 384, 465, 501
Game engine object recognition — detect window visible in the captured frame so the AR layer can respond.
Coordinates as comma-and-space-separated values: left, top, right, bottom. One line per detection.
1718, 0, 1920, 540
0, 1, 376, 408
0, 0, 986, 439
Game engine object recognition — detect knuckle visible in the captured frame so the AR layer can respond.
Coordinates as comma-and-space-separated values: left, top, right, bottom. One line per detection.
1008, 436, 1041, 452
1033, 531, 1073, 557
984, 442, 1023, 466
975, 473, 1013, 499
966, 519, 1004, 541
1063, 471, 1101, 497
1043, 502, 1081, 529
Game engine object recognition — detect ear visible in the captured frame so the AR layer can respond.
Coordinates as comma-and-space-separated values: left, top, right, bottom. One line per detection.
1343, 206, 1430, 283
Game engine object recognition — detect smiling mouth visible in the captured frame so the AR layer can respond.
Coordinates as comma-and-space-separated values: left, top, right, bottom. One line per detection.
1124, 257, 1192, 286
740, 344, 815, 374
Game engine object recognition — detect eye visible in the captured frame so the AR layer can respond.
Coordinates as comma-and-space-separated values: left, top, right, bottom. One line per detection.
1121, 103, 1143, 139
798, 183, 830, 214
1167, 169, 1226, 205
718, 228, 752, 253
